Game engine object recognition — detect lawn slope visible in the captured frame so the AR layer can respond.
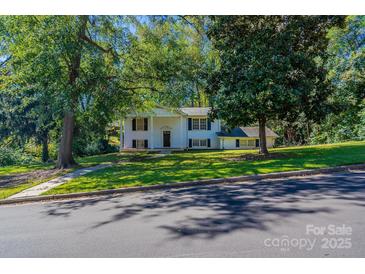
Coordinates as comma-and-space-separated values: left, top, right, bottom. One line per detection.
45, 141, 365, 195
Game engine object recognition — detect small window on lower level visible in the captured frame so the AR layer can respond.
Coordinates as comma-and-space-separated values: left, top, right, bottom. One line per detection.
239, 139, 255, 147
192, 139, 208, 147
240, 140, 248, 147
136, 139, 145, 149
192, 139, 200, 147
200, 139, 207, 147
247, 140, 255, 146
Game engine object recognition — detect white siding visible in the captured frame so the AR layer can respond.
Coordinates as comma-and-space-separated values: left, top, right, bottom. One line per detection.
124, 116, 185, 149
187, 117, 220, 149
219, 137, 275, 150
124, 117, 149, 148
125, 115, 221, 149
266, 137, 275, 147
152, 117, 185, 148
123, 107, 276, 150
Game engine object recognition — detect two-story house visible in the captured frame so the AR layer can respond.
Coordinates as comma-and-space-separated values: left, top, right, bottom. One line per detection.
122, 106, 278, 150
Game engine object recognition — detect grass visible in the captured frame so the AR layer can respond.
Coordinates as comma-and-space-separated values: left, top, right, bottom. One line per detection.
0, 152, 129, 200
0, 170, 72, 200
0, 162, 53, 177
44, 141, 365, 195
0, 152, 127, 176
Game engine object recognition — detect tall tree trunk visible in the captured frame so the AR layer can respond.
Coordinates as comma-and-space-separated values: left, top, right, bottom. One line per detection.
41, 133, 49, 163
258, 117, 269, 155
57, 111, 76, 168
56, 16, 87, 169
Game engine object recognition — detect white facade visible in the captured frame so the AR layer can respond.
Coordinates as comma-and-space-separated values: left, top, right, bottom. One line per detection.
219, 136, 276, 150
123, 107, 277, 150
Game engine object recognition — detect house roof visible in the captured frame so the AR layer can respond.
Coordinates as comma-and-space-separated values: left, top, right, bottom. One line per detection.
126, 106, 186, 117
217, 127, 278, 138
179, 107, 211, 116
126, 106, 211, 117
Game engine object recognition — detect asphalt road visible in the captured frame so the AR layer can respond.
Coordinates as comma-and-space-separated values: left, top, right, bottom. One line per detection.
1, 170, 365, 257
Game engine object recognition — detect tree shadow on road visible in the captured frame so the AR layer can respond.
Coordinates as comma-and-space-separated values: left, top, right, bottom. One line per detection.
43, 171, 365, 239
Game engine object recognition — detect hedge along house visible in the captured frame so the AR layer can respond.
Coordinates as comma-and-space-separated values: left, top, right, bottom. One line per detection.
121, 106, 278, 150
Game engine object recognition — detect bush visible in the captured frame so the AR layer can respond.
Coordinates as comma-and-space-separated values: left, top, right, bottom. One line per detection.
23, 141, 58, 160
74, 138, 118, 157
0, 147, 36, 166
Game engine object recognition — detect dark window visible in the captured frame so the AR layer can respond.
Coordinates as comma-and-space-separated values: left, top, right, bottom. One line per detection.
132, 119, 136, 131
207, 138, 211, 147
236, 139, 240, 147
144, 139, 148, 148
188, 118, 192, 130
132, 139, 136, 148
255, 139, 260, 147
189, 138, 192, 148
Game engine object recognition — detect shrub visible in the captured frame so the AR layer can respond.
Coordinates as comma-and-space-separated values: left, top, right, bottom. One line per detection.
74, 139, 118, 156
0, 147, 36, 166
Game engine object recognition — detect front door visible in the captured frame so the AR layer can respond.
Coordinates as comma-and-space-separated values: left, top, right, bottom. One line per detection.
163, 131, 171, 147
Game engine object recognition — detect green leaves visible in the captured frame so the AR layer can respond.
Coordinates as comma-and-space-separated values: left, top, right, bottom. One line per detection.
207, 16, 342, 129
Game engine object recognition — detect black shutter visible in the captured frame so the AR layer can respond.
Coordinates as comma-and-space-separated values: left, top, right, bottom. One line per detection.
207, 119, 211, 130
132, 140, 136, 148
144, 118, 148, 131
132, 118, 136, 131
189, 139, 192, 148
207, 138, 211, 147
144, 139, 148, 148
236, 139, 240, 148
188, 118, 192, 130
256, 139, 260, 147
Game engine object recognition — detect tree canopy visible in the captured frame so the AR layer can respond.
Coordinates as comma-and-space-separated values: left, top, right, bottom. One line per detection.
206, 16, 344, 154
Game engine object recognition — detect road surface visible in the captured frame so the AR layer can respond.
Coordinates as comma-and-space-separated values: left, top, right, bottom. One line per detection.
1, 170, 365, 257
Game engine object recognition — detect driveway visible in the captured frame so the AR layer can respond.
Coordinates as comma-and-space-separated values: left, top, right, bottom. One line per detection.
0, 170, 364, 257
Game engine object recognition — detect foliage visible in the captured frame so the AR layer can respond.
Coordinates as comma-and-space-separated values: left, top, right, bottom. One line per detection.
207, 16, 344, 151
0, 147, 35, 166
0, 87, 58, 161
311, 16, 365, 144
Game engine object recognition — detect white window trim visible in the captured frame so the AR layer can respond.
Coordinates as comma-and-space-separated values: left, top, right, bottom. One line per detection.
239, 139, 256, 147
135, 118, 146, 131
191, 118, 208, 130
192, 138, 208, 148
192, 118, 200, 130
136, 139, 145, 149
239, 139, 248, 147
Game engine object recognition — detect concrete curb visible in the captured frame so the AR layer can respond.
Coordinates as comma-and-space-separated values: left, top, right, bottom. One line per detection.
1, 163, 365, 206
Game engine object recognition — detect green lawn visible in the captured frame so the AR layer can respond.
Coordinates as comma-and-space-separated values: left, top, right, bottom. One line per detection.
0, 162, 53, 177
44, 141, 365, 195
0, 171, 70, 200
0, 152, 128, 177
0, 152, 130, 199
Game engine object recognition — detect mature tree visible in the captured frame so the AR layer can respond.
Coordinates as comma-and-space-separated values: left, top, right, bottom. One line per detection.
121, 16, 216, 109
207, 16, 343, 154
310, 16, 365, 144
1, 16, 208, 166
0, 16, 147, 168
0, 87, 57, 162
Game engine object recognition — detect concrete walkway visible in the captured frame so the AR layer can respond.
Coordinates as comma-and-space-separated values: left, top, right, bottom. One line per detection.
7, 164, 111, 200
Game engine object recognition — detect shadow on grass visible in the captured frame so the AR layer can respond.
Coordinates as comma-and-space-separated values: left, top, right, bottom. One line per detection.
43, 170, 365, 239
48, 142, 365, 194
